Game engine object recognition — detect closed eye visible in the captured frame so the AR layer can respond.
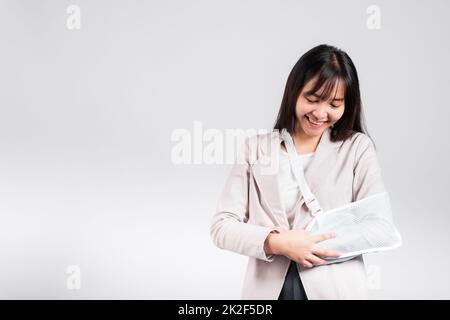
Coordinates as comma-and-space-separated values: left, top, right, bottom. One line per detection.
306, 98, 318, 104
307, 97, 340, 108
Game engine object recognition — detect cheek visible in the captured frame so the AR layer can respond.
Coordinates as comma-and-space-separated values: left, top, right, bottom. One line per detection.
333, 108, 345, 121
294, 101, 302, 113
295, 101, 311, 115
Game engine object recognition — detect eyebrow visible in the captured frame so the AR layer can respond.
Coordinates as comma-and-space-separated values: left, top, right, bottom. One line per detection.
308, 93, 345, 101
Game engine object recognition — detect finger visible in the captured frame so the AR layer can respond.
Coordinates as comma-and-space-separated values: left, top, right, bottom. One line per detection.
306, 253, 326, 265
312, 247, 342, 257
300, 259, 313, 268
311, 232, 336, 243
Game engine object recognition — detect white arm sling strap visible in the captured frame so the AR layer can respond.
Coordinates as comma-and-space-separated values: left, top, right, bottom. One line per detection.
280, 128, 323, 222
280, 128, 402, 262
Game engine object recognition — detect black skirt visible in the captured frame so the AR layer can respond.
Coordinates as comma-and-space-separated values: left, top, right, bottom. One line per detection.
278, 260, 308, 300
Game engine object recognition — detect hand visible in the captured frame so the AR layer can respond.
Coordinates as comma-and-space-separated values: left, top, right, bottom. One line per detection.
268, 228, 342, 268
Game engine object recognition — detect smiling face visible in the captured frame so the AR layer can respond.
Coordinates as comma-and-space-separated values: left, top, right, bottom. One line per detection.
295, 76, 346, 137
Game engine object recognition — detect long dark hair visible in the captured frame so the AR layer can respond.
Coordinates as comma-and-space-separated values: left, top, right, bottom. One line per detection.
273, 44, 374, 147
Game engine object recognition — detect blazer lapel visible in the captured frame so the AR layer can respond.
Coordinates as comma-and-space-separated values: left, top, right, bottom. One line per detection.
250, 132, 287, 227
250, 128, 341, 229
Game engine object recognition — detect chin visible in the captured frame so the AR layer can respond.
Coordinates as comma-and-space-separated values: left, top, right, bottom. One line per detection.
301, 121, 329, 136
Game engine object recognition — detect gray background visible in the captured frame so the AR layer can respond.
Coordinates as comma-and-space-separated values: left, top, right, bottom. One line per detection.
0, 0, 448, 299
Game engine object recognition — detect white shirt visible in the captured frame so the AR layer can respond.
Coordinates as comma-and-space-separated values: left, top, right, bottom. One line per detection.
278, 148, 314, 227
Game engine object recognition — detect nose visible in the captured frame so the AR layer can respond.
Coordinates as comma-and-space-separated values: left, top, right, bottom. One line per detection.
311, 103, 329, 121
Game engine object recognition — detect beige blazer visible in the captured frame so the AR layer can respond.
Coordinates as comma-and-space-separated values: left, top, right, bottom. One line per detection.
210, 127, 389, 300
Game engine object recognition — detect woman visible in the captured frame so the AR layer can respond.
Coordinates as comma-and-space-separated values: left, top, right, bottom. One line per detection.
210, 44, 399, 300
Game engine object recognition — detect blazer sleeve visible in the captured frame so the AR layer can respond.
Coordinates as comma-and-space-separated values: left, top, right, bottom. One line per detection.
352, 134, 387, 201
210, 136, 281, 262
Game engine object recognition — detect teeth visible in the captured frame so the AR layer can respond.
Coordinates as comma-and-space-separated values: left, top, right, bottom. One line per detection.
307, 115, 323, 125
